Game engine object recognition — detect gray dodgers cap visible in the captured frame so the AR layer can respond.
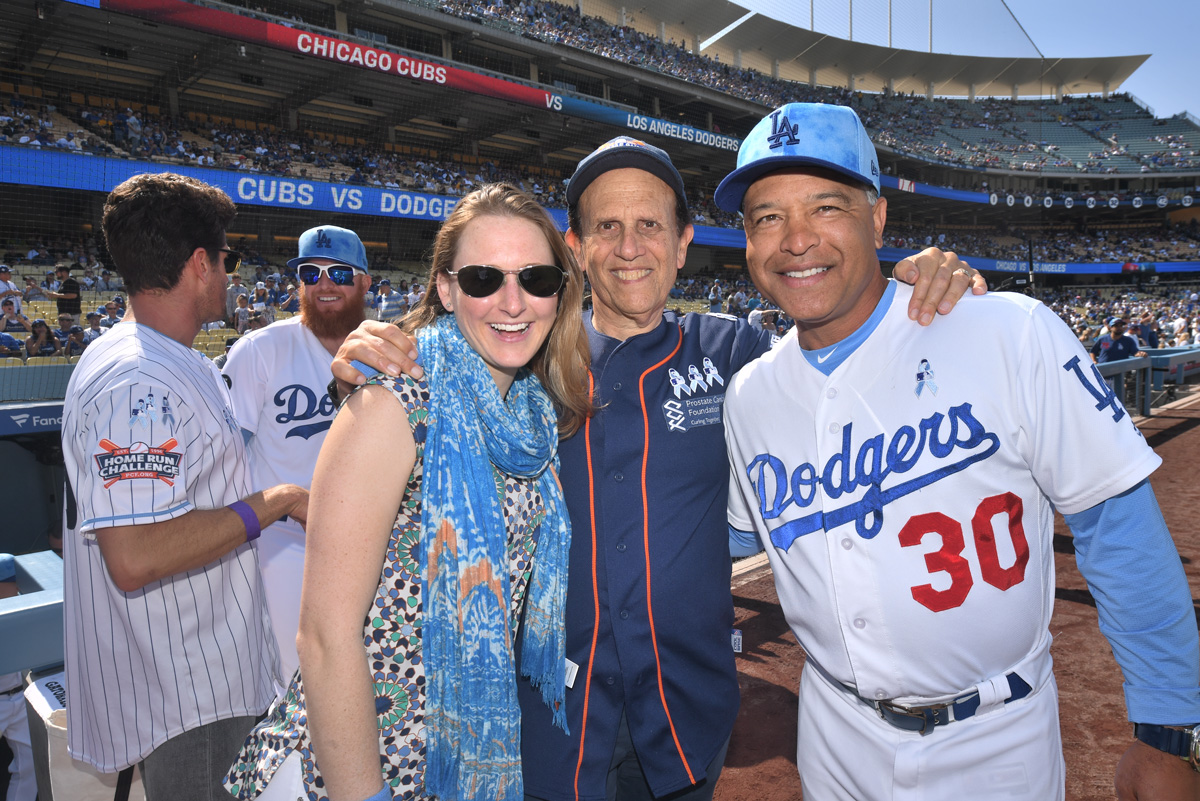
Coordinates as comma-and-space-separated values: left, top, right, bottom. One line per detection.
715, 102, 880, 212
566, 136, 687, 212
286, 225, 368, 273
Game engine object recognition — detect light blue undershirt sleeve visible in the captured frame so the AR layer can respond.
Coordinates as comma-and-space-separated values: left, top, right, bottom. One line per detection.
1064, 478, 1200, 724
729, 525, 764, 558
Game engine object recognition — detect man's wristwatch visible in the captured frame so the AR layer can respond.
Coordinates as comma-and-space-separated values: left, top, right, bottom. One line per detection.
1133, 723, 1200, 771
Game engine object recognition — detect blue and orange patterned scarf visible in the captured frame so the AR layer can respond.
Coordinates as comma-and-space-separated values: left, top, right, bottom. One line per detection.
419, 314, 570, 801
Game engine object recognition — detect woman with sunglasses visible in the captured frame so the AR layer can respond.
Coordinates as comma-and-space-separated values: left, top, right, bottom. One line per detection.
25, 318, 62, 358
226, 183, 591, 801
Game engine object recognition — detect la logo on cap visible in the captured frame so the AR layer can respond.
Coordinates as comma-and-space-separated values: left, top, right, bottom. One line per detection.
315, 229, 332, 248
767, 109, 800, 150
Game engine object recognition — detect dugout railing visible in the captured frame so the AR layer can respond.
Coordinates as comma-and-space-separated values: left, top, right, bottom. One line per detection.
1095, 347, 1200, 417
0, 550, 64, 675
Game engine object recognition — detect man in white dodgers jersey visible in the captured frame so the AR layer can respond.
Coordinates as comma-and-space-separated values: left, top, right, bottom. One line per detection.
61, 173, 309, 800
224, 224, 371, 684
716, 103, 1200, 799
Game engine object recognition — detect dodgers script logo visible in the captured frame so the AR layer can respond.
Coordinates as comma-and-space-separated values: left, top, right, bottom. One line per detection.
767, 110, 800, 150
94, 438, 182, 487
745, 402, 999, 550
275, 384, 335, 440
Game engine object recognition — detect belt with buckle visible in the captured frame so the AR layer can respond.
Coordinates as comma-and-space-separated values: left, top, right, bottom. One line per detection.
872, 672, 1032, 736
0, 685, 22, 697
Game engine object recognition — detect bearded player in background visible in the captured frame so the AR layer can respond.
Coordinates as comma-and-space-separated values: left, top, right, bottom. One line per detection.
223, 224, 372, 683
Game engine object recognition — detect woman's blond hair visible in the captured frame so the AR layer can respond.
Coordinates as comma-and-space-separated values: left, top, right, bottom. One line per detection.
403, 183, 592, 437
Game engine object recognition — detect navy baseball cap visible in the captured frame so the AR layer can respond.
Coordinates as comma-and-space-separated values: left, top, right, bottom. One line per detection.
715, 103, 880, 212
287, 225, 368, 273
379, 278, 391, 286
567, 136, 687, 211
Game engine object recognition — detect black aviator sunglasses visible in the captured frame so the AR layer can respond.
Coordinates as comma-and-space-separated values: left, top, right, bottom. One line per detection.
445, 264, 565, 299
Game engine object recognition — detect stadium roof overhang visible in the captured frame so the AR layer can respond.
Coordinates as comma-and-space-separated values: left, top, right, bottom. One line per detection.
633, 0, 1148, 99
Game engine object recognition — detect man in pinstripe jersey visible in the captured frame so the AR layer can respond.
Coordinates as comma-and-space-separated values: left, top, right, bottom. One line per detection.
60, 173, 309, 801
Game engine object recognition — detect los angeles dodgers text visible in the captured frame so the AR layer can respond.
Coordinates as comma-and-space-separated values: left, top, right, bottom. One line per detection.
745, 402, 1000, 549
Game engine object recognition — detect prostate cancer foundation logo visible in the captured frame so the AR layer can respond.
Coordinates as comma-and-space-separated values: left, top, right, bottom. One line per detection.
94, 438, 182, 488
662, 358, 726, 432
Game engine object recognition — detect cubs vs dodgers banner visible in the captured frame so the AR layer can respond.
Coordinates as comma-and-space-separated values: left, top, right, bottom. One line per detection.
0, 146, 461, 220
0, 146, 754, 247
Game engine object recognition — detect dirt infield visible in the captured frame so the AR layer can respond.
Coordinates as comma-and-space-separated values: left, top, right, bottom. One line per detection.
716, 395, 1200, 801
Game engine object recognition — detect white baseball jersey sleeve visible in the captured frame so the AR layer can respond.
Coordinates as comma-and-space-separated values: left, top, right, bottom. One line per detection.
223, 316, 336, 681
61, 323, 279, 772
725, 284, 1159, 704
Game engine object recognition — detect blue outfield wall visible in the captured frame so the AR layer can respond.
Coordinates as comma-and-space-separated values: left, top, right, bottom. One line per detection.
3, 146, 1200, 272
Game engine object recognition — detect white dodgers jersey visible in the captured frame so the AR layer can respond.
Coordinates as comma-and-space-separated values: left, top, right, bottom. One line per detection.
61, 323, 279, 772
223, 316, 336, 682
223, 316, 336, 511
725, 284, 1159, 704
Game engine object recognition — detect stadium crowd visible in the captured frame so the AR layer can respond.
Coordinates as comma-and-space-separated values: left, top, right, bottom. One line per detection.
882, 221, 1200, 263
3, 212, 1200, 363
4, 0, 1199, 216
1034, 285, 1200, 350
429, 0, 1200, 173
6, 89, 1197, 235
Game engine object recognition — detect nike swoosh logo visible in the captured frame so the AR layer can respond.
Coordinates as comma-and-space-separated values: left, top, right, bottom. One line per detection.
816, 348, 838, 364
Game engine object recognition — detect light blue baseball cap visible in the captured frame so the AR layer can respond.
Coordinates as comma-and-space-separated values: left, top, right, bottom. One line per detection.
287, 225, 368, 273
714, 103, 880, 212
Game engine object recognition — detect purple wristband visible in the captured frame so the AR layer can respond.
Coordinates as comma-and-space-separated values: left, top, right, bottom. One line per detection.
229, 500, 261, 542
